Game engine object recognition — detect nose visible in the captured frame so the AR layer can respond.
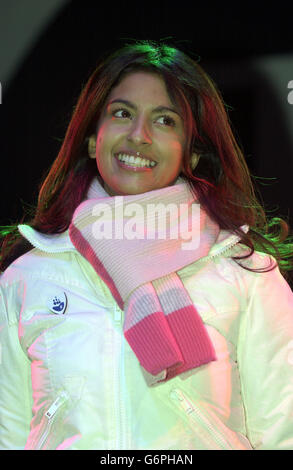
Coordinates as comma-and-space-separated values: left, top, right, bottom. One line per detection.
127, 116, 152, 145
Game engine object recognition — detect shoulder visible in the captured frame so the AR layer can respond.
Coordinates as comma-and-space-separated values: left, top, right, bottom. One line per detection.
180, 242, 277, 285
0, 244, 101, 291
216, 246, 293, 315
228, 244, 291, 289
180, 243, 291, 310
0, 246, 114, 325
219, 244, 292, 295
0, 247, 87, 305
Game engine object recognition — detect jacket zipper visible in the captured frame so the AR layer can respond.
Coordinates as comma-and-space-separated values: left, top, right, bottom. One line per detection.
196, 236, 244, 265
113, 305, 128, 449
36, 391, 69, 450
170, 389, 236, 450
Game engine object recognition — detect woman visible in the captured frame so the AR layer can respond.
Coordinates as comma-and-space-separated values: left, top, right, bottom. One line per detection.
0, 40, 293, 450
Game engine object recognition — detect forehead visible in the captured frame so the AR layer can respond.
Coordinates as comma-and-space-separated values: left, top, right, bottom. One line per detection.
107, 71, 173, 106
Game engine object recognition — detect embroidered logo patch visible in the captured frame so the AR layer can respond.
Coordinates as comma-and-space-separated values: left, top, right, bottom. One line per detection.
47, 292, 68, 315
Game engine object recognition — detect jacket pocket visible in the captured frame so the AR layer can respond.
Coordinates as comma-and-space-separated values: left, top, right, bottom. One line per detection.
169, 388, 249, 450
26, 391, 70, 450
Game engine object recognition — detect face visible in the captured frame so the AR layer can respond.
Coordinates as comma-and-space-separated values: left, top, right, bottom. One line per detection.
91, 71, 187, 196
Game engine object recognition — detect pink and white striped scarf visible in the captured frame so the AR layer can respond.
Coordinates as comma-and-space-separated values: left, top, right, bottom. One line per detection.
69, 176, 218, 385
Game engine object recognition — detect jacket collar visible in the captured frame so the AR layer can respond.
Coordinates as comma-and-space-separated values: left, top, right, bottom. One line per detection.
18, 222, 249, 258
18, 224, 76, 253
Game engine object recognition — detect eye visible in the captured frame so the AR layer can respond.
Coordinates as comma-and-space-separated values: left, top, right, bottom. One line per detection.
156, 115, 176, 127
112, 108, 132, 119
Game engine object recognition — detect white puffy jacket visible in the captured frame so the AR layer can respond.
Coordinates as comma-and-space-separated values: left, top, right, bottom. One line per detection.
1, 223, 293, 450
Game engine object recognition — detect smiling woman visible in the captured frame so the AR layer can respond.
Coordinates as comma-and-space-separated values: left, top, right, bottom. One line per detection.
89, 71, 187, 196
0, 40, 293, 451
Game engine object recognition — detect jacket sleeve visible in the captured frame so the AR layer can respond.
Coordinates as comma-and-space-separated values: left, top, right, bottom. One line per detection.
0, 281, 32, 449
237, 263, 293, 449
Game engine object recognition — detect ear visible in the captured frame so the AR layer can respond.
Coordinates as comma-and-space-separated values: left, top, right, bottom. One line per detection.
190, 152, 200, 170
88, 134, 96, 159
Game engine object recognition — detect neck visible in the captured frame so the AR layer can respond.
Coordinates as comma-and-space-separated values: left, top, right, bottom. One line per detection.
86, 175, 187, 200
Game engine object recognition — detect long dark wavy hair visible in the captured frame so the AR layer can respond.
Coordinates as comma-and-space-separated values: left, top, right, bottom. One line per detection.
1, 39, 292, 280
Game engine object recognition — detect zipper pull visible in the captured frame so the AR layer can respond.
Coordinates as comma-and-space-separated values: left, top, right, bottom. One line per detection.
113, 306, 122, 324
170, 389, 184, 402
45, 392, 68, 419
170, 389, 194, 414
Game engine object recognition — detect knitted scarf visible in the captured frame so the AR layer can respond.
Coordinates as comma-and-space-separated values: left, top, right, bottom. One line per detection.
69, 176, 219, 385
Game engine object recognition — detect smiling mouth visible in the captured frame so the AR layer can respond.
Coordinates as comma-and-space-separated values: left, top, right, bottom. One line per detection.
115, 153, 157, 168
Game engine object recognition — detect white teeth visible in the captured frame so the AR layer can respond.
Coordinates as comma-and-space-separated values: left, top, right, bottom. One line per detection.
117, 153, 156, 167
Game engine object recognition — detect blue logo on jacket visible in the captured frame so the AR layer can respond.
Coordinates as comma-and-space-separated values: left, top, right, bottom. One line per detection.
53, 297, 65, 312
47, 291, 68, 315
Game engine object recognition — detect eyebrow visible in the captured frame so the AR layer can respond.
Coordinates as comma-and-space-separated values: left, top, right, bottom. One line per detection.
107, 99, 182, 118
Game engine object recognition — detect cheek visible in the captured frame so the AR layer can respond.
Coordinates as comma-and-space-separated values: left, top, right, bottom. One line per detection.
172, 141, 183, 154
96, 134, 103, 147
95, 127, 106, 151
95, 134, 107, 169
166, 140, 184, 165
168, 140, 184, 173
95, 134, 110, 165
158, 132, 184, 152
96, 123, 120, 154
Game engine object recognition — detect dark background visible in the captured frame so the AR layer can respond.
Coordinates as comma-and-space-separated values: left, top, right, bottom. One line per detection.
0, 0, 292, 284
